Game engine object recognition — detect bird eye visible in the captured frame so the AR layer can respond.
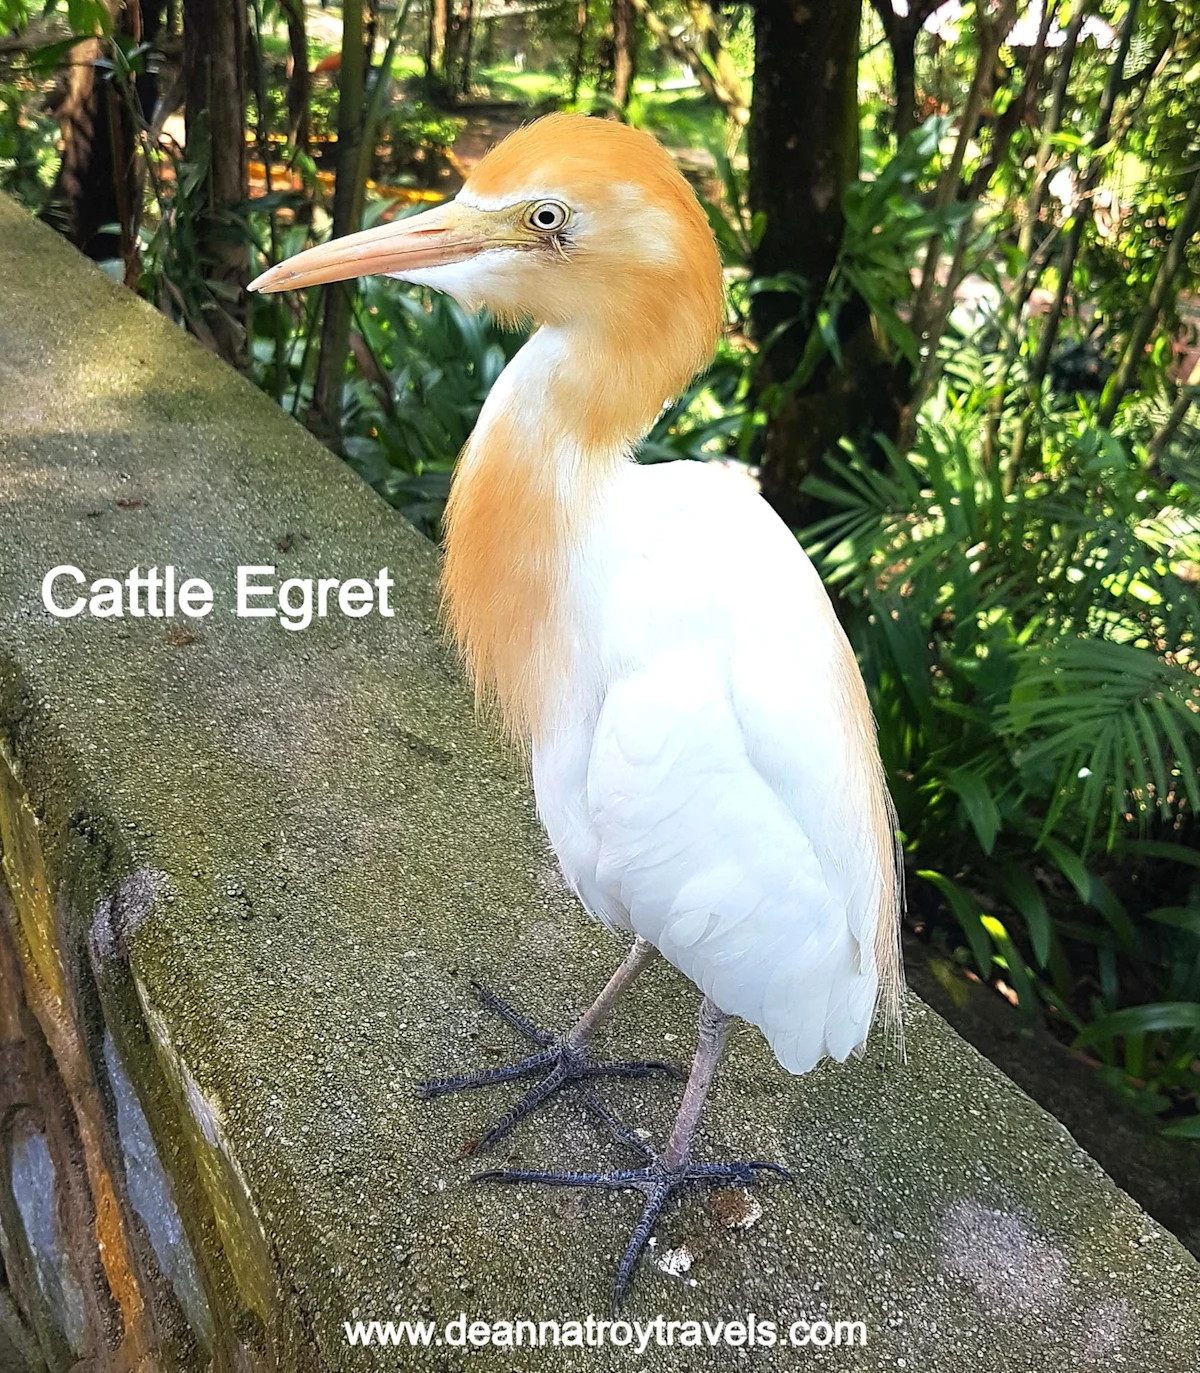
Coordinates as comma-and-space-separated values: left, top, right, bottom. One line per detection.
524, 200, 570, 234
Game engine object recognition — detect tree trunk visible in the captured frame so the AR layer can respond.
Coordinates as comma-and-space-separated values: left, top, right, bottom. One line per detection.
311, 0, 367, 453
182, 0, 249, 368
749, 0, 860, 346
458, 0, 476, 95
891, 30, 917, 140
570, 0, 589, 102
750, 0, 900, 529
281, 0, 310, 151
611, 0, 635, 109
445, 0, 472, 95
46, 0, 162, 266
46, 34, 125, 260
426, 0, 448, 86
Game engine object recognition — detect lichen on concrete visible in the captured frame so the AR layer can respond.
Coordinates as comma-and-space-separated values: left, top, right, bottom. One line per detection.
0, 192, 1198, 1370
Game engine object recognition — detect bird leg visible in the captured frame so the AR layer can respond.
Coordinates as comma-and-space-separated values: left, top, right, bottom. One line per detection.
418, 937, 683, 1151
475, 997, 791, 1310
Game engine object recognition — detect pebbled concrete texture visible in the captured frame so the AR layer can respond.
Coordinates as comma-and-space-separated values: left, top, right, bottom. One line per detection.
0, 191, 1197, 1371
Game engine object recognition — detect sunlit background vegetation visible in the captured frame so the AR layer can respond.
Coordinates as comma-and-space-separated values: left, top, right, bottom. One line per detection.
2, 0, 1198, 1161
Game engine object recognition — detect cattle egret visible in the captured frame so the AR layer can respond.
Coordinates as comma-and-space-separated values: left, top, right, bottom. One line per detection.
250, 113, 903, 1307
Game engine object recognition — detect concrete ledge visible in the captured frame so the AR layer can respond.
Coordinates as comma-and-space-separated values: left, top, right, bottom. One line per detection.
1, 192, 1198, 1370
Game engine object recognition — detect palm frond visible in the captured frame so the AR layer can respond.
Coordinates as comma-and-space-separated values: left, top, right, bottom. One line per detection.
1000, 637, 1200, 848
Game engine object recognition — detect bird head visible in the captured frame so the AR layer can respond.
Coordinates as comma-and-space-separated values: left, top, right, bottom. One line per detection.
250, 114, 723, 376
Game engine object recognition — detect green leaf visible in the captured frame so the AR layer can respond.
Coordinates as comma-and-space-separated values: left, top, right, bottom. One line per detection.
1121, 841, 1200, 869
1144, 907, 1200, 934
749, 211, 767, 251
65, 0, 111, 35
981, 914, 1040, 1020
918, 870, 991, 976
24, 35, 90, 74
1040, 837, 1090, 902
943, 768, 1001, 855
1086, 874, 1139, 951
1162, 1115, 1200, 1139
1076, 1002, 1200, 1046
1000, 639, 1200, 847
997, 864, 1053, 968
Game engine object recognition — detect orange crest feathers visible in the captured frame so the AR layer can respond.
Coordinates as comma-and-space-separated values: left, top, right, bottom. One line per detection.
466, 114, 724, 388
443, 115, 726, 742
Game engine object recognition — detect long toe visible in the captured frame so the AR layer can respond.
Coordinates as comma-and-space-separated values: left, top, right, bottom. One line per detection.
417, 1048, 557, 1100
469, 982, 556, 1047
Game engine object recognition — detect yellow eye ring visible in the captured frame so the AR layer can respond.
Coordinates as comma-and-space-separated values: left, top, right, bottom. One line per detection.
523, 200, 571, 234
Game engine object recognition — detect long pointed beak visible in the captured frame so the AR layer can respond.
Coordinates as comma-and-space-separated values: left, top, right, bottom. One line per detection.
248, 200, 499, 293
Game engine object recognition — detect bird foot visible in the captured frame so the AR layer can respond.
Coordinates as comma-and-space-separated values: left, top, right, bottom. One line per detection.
474, 1120, 791, 1311
417, 982, 683, 1152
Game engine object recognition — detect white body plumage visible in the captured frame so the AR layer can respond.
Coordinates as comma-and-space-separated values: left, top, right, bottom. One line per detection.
534, 456, 895, 1075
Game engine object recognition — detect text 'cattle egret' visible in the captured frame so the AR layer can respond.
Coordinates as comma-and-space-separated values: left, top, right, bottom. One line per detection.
251, 113, 903, 1308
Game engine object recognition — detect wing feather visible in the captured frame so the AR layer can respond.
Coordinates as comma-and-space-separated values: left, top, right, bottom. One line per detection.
586, 646, 872, 1074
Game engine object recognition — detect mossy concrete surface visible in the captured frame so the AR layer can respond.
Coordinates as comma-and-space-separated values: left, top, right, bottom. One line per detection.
0, 193, 1198, 1371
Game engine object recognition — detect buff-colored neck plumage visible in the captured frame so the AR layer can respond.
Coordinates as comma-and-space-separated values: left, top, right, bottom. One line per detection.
441, 117, 724, 743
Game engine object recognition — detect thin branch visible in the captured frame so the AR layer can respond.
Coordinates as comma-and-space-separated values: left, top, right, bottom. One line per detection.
357, 0, 415, 192
911, 0, 1055, 416
627, 0, 748, 125
911, 0, 1018, 342
966, 0, 1054, 201
1100, 165, 1200, 425
1008, 0, 1143, 475
681, 0, 748, 113
983, 0, 1087, 465
1027, 0, 1142, 392
1149, 354, 1200, 461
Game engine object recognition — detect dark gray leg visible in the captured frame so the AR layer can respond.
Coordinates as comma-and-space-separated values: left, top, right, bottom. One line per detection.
476, 996, 791, 1310
418, 938, 682, 1150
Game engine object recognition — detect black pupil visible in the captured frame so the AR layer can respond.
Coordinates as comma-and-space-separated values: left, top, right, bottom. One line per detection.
536, 207, 558, 228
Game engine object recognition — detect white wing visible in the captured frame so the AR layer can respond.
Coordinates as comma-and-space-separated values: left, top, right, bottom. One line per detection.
558, 461, 901, 1075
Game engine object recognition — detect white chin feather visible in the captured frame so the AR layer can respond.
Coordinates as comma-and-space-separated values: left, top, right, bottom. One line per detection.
390, 249, 522, 310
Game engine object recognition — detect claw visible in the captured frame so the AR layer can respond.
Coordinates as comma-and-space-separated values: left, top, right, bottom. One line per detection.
472, 1166, 621, 1187
615, 1181, 674, 1311
474, 1059, 572, 1150
749, 1161, 792, 1180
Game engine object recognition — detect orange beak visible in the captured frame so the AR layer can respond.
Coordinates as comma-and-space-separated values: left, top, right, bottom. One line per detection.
248, 200, 507, 293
